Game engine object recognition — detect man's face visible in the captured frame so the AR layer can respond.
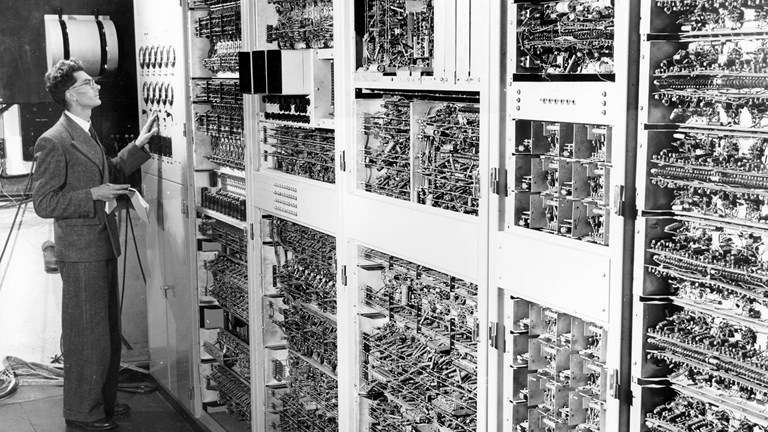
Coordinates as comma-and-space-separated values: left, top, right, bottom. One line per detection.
67, 71, 101, 109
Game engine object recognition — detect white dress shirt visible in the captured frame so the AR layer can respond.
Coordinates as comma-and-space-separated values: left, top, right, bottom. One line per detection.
64, 110, 92, 134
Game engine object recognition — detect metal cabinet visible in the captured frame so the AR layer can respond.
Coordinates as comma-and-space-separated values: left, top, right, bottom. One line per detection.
134, 0, 197, 414
135, 0, 249, 431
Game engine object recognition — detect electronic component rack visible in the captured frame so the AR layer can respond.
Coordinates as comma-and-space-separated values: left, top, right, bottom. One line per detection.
199, 217, 251, 430
501, 295, 612, 432
190, 1, 252, 431
487, 1, 638, 431
353, 248, 480, 432
633, 1, 768, 431
258, 216, 338, 432
242, 0, 338, 234
240, 0, 340, 431
352, 0, 486, 91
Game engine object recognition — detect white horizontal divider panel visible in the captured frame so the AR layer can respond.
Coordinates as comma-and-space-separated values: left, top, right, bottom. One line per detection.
496, 229, 612, 326
509, 82, 614, 125
345, 193, 480, 284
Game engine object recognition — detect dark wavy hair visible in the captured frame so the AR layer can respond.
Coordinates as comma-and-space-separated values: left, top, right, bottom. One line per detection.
44, 59, 85, 107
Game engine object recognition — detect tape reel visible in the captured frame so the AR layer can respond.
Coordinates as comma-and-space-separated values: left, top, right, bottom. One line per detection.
44, 14, 119, 78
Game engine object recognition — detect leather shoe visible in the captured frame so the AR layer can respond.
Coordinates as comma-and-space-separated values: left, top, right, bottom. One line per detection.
65, 418, 117, 431
113, 402, 131, 416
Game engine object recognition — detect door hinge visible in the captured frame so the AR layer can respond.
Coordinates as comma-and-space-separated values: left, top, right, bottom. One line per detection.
613, 185, 625, 216
341, 265, 347, 286
339, 150, 346, 172
608, 368, 620, 399
250, 223, 255, 241
490, 168, 506, 196
188, 385, 195, 400
490, 168, 509, 196
505, 168, 513, 197
489, 321, 504, 351
182, 200, 188, 218
182, 122, 187, 138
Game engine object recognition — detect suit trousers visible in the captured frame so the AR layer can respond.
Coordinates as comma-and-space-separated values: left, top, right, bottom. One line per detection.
59, 258, 121, 422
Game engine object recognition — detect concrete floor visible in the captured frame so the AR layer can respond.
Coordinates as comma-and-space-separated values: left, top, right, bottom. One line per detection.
0, 385, 204, 432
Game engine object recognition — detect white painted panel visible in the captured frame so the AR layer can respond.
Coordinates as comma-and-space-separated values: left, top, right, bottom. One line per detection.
141, 155, 186, 187
440, 0, 457, 84
433, 0, 447, 80
455, 0, 471, 82
496, 229, 611, 325
470, 0, 486, 81
311, 49, 335, 124
345, 194, 479, 283
281, 50, 312, 94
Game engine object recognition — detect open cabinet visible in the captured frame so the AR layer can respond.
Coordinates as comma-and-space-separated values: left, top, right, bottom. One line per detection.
631, 2, 768, 431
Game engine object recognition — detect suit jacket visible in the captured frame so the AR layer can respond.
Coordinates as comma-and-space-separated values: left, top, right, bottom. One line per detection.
33, 113, 151, 262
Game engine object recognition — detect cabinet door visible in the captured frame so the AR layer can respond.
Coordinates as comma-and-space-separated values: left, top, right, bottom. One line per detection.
159, 180, 195, 413
134, 0, 195, 412
488, 2, 640, 431
142, 174, 195, 411
142, 173, 170, 387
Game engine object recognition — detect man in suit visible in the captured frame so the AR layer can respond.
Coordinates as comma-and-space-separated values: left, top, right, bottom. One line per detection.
33, 58, 158, 431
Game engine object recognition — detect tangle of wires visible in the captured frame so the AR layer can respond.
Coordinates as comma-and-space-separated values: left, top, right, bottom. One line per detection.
270, 217, 337, 314
361, 97, 412, 201
516, 0, 615, 76
0, 183, 32, 208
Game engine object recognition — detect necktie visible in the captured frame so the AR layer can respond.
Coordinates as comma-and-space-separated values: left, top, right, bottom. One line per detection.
89, 128, 100, 145
89, 127, 108, 179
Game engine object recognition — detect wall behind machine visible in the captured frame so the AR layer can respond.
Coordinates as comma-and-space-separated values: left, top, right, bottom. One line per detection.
0, 0, 139, 172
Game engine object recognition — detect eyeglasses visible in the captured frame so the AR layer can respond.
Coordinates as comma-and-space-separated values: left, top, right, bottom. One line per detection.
69, 78, 98, 90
